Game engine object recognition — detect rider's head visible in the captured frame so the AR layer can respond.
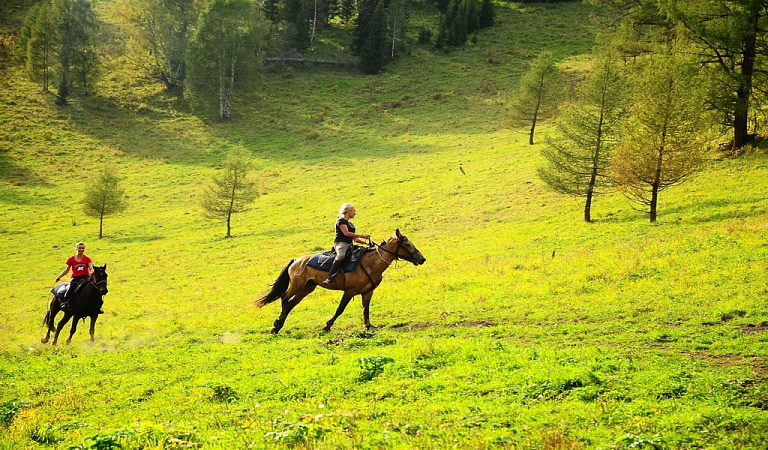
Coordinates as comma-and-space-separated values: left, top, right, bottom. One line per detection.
338, 203, 355, 218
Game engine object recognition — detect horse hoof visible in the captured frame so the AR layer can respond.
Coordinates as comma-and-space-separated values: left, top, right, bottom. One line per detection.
41, 337, 49, 344
270, 328, 279, 334
366, 325, 378, 331
322, 326, 332, 333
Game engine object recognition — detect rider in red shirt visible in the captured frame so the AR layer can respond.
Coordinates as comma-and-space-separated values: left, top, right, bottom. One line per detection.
55, 242, 94, 308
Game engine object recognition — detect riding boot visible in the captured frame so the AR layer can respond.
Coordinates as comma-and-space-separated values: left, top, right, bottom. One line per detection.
60, 291, 69, 310
323, 260, 345, 284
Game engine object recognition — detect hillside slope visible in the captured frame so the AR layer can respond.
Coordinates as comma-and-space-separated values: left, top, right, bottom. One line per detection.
1, 2, 768, 449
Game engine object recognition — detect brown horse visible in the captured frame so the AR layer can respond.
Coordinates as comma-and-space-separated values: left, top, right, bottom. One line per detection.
42, 264, 108, 345
256, 229, 426, 334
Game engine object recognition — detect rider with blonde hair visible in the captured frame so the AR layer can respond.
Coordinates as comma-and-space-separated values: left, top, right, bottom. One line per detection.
323, 203, 370, 284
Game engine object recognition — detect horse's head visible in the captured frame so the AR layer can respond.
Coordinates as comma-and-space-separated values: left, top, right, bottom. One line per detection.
91, 264, 109, 296
390, 229, 426, 266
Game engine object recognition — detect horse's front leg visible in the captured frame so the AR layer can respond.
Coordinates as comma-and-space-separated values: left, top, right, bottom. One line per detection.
88, 315, 98, 342
361, 291, 376, 330
323, 292, 355, 333
66, 316, 81, 344
52, 312, 73, 346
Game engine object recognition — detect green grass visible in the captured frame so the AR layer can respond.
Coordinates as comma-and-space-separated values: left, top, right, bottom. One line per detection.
2, 1, 768, 449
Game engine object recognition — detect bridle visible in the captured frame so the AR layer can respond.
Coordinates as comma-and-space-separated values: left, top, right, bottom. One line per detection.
89, 271, 108, 293
369, 237, 420, 265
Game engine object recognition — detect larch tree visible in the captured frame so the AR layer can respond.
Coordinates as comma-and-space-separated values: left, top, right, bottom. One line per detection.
538, 52, 626, 222
611, 51, 713, 223
663, 0, 768, 151
200, 146, 259, 238
509, 51, 563, 145
186, 0, 268, 119
589, 0, 768, 151
83, 169, 128, 239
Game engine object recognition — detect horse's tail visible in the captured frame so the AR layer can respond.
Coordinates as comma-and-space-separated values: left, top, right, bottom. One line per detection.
255, 259, 294, 308
43, 309, 50, 327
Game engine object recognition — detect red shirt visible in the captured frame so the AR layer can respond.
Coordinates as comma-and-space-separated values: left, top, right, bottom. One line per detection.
66, 255, 92, 277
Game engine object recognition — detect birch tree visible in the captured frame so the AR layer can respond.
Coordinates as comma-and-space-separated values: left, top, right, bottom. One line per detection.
186, 0, 267, 119
111, 0, 198, 91
25, 3, 56, 92
388, 0, 408, 58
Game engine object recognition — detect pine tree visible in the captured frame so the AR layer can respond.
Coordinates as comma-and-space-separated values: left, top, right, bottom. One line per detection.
478, 0, 493, 29
52, 0, 99, 105
359, 0, 389, 74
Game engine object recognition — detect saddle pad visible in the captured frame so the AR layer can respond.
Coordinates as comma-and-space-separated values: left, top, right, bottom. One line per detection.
306, 246, 370, 272
51, 282, 70, 299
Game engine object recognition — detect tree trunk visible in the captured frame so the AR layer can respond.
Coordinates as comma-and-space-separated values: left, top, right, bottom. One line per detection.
99, 215, 104, 239
584, 189, 593, 222
529, 110, 537, 145
733, 17, 756, 150
733, 2, 762, 150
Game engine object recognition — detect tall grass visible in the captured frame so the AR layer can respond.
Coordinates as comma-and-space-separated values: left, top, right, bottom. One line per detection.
1, 2, 767, 449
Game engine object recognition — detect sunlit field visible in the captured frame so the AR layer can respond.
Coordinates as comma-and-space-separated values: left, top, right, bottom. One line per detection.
1, 1, 767, 448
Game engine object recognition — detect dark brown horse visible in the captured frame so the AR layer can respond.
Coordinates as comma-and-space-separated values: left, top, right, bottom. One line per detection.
256, 229, 426, 334
42, 264, 108, 345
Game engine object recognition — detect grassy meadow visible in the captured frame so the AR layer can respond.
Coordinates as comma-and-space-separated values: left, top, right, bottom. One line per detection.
2, 1, 768, 448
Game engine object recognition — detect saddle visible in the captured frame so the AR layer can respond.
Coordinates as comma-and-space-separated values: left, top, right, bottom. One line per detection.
306, 245, 371, 272
51, 280, 86, 300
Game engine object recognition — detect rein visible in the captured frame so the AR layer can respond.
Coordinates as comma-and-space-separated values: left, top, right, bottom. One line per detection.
369, 237, 419, 264
88, 273, 107, 291
356, 238, 404, 295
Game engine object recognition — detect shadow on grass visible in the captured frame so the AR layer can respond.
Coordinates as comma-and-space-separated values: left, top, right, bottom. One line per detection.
110, 235, 165, 244
662, 196, 767, 224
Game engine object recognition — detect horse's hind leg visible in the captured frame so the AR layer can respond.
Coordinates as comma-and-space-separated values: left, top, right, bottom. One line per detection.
323, 292, 355, 333
41, 297, 59, 344
271, 283, 317, 334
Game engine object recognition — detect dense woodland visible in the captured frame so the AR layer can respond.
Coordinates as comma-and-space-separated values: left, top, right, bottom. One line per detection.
2, 0, 766, 223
